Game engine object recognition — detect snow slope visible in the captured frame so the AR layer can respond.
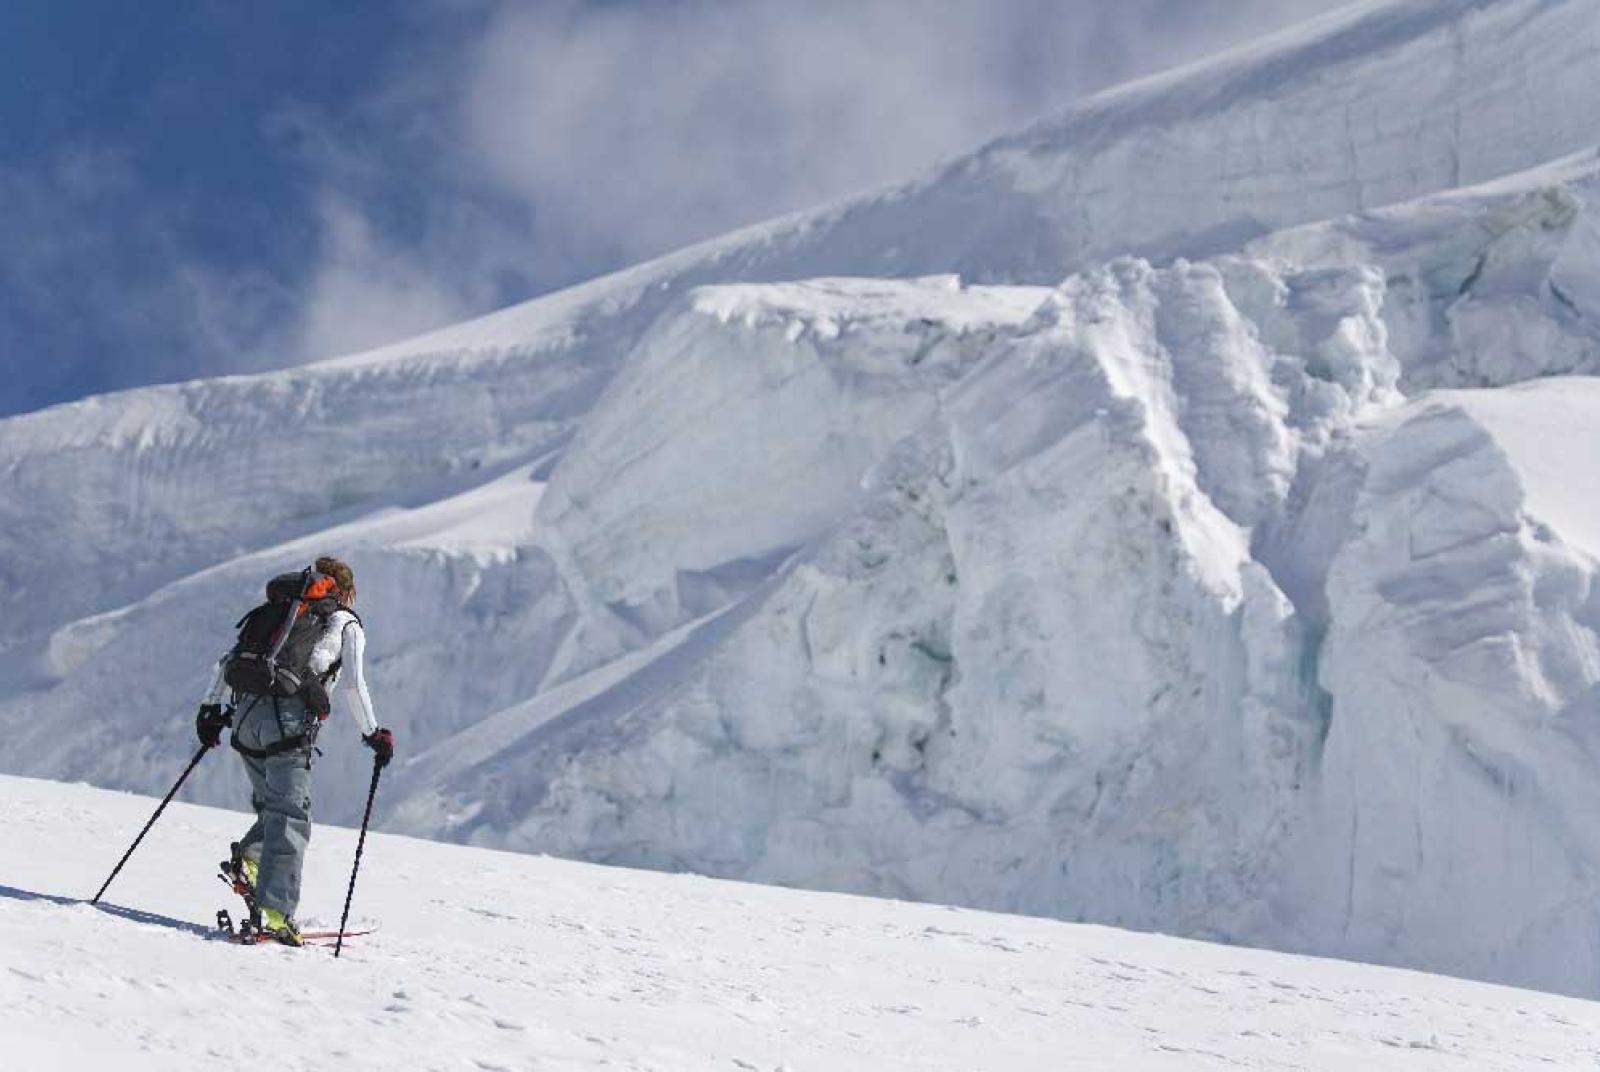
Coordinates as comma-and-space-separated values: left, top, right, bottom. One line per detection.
5, 0, 1600, 1004
919, 0, 1600, 277
8, 775, 1600, 1072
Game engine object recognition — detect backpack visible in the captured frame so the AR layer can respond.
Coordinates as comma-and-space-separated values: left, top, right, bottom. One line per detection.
223, 567, 356, 716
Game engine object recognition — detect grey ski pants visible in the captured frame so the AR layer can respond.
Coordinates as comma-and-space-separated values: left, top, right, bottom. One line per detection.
232, 695, 316, 919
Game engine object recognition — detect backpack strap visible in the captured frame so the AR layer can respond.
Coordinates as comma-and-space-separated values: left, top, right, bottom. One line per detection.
229, 695, 313, 759
231, 731, 309, 759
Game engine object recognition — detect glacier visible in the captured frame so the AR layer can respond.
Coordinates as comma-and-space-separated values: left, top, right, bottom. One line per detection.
4, 0, 1600, 999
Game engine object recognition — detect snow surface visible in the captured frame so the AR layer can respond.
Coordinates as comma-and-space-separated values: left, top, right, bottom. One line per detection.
8, 775, 1600, 1072
5, 0, 1600, 1006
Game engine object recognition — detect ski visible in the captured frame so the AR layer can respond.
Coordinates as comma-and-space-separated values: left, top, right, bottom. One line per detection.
215, 908, 374, 945
237, 928, 376, 945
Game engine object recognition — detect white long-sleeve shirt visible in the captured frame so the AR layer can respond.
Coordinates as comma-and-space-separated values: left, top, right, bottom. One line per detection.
309, 610, 379, 736
203, 609, 378, 736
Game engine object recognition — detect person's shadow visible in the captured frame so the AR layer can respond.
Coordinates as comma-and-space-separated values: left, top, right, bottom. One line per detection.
0, 883, 221, 940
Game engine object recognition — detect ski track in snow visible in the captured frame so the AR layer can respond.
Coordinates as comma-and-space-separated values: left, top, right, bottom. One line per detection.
5, 775, 1600, 1072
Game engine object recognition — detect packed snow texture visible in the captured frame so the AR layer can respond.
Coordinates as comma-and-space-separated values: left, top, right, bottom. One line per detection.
9, 776, 1600, 1072
5, 0, 1600, 1001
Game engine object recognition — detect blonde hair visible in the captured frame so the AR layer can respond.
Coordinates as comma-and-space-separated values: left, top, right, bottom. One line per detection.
315, 555, 356, 605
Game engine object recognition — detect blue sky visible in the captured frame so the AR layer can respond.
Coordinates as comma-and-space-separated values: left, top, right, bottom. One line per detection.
0, 0, 1345, 417
0, 1, 494, 414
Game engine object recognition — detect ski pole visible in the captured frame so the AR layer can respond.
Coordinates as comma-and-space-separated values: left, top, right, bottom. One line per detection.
335, 756, 383, 958
91, 743, 212, 904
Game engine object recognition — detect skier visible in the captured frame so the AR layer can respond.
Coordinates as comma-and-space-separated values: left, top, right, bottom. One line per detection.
194, 556, 394, 945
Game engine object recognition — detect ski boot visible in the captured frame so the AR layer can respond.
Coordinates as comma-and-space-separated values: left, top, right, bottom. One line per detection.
252, 905, 304, 947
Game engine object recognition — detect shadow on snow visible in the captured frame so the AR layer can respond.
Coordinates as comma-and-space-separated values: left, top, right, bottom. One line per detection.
0, 883, 221, 940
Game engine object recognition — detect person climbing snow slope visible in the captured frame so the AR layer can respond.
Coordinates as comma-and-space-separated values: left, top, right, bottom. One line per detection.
194, 555, 394, 945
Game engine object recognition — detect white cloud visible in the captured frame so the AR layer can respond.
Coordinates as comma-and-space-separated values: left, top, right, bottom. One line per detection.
1, 1, 1353, 409
260, 0, 1353, 367
296, 194, 474, 360
461, 2, 1014, 262
443, 0, 1351, 286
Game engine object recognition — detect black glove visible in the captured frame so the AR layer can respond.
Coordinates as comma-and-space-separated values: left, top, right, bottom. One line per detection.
364, 727, 395, 768
196, 703, 232, 749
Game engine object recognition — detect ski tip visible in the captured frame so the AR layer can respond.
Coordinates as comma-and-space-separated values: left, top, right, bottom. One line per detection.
299, 928, 377, 942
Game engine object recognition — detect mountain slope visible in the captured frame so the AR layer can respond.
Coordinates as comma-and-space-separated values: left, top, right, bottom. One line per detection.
6, 0, 1597, 645
8, 775, 1600, 1071
4, 0, 1600, 1002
